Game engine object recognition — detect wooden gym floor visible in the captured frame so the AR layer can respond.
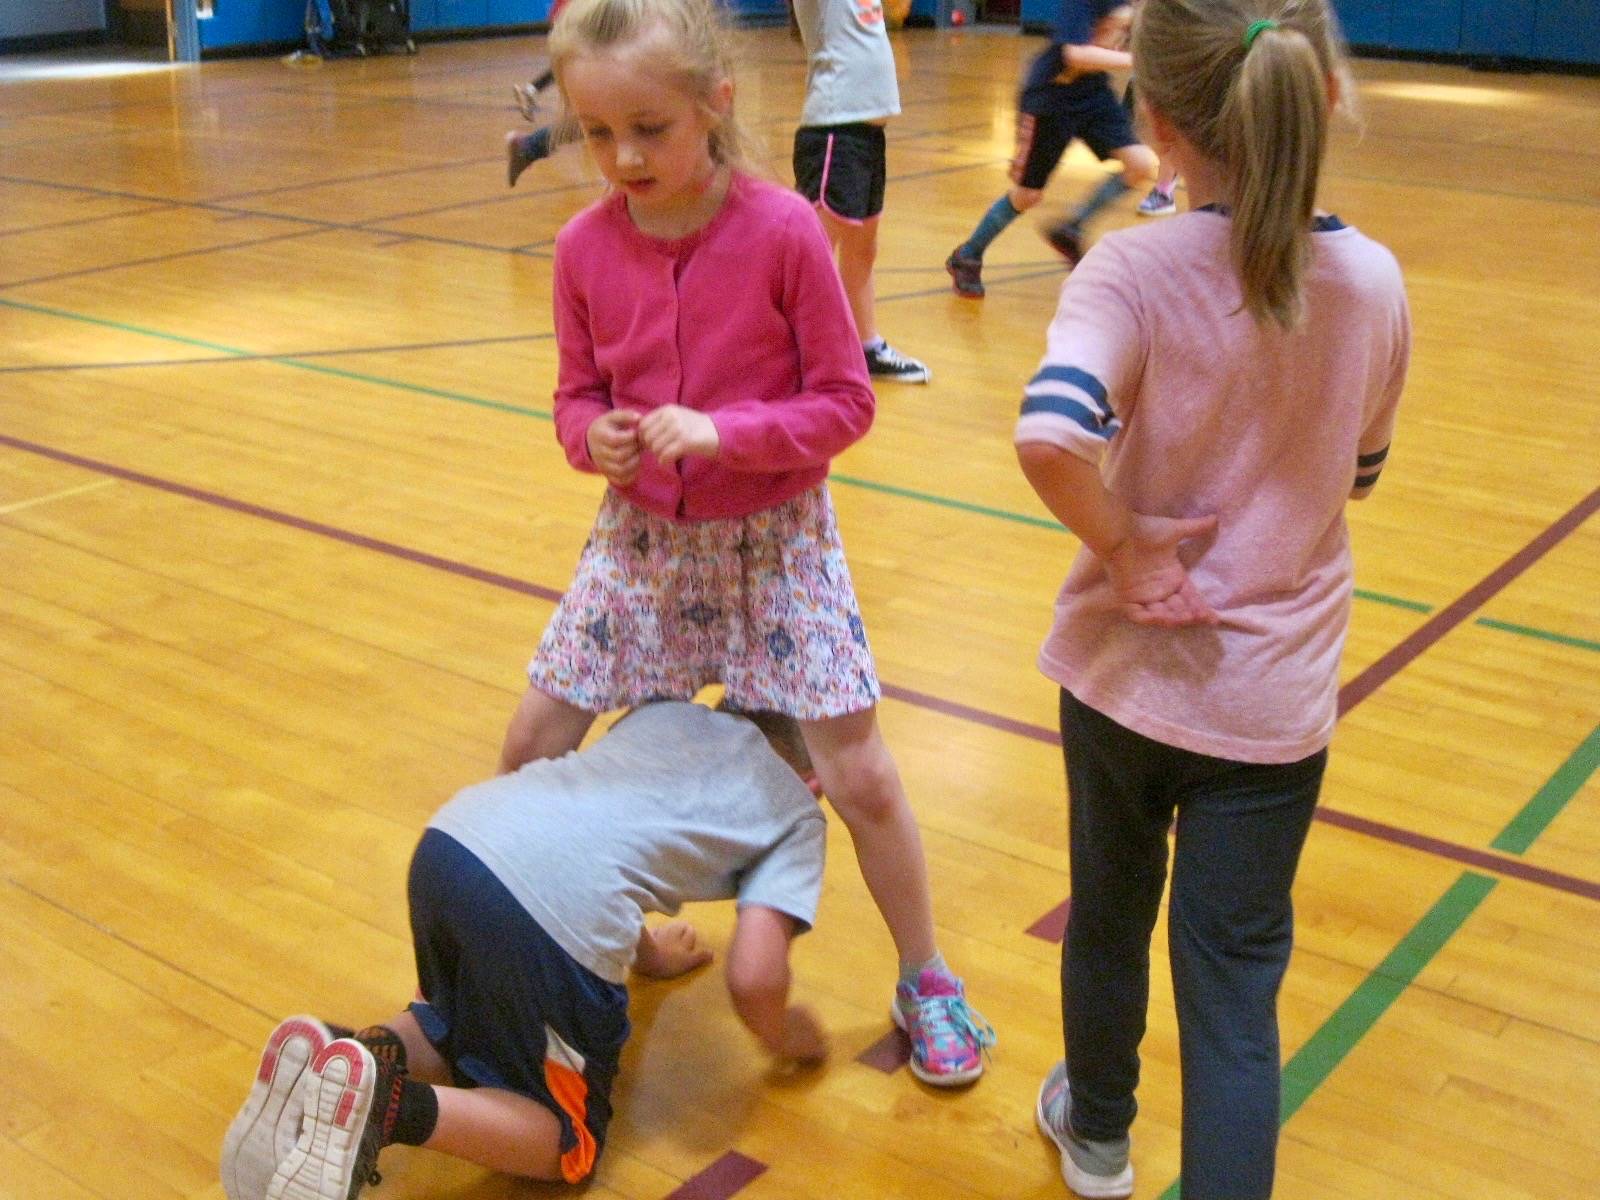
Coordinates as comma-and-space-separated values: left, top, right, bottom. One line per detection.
1, 25, 1596, 1200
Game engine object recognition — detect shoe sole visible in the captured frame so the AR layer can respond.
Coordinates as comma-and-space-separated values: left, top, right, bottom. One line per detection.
1136, 207, 1177, 218
267, 1040, 377, 1200
869, 369, 932, 384
1034, 1083, 1134, 1199
221, 1016, 333, 1200
887, 1002, 984, 1087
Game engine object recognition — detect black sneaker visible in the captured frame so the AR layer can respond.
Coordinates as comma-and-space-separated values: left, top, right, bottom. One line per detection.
266, 1038, 390, 1200
945, 252, 985, 299
1044, 220, 1084, 267
864, 341, 931, 384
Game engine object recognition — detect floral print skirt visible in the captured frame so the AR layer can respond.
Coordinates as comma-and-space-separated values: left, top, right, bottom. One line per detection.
528, 484, 881, 719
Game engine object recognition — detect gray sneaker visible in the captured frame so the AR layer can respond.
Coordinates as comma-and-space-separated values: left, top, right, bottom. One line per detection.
1036, 1061, 1134, 1198
267, 1038, 388, 1200
220, 1016, 334, 1200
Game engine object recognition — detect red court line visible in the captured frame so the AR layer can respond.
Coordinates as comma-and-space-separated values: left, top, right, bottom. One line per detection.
3, 433, 1596, 908
1338, 485, 1600, 714
665, 1151, 767, 1200
855, 1026, 913, 1073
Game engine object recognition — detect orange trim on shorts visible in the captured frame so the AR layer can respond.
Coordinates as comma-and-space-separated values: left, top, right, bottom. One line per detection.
545, 1057, 597, 1183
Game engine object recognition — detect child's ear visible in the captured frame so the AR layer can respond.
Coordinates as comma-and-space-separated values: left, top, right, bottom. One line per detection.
1142, 100, 1178, 155
710, 75, 734, 120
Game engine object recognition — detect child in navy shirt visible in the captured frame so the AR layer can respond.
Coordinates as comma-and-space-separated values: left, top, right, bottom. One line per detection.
946, 0, 1157, 297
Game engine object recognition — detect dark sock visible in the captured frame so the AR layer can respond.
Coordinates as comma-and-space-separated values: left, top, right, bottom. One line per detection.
354, 1024, 409, 1073
522, 125, 553, 162
958, 195, 1022, 261
1072, 174, 1133, 227
376, 1074, 439, 1148
325, 1021, 355, 1040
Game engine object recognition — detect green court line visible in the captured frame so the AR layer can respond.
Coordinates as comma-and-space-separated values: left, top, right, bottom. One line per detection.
1474, 617, 1600, 655
0, 298, 550, 421
1356, 588, 1431, 614
1155, 713, 1600, 1196
5, 295, 1596, 655
1491, 721, 1600, 855
1155, 873, 1498, 1199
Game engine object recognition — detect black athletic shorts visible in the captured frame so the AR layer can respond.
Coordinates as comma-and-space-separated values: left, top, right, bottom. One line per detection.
793, 122, 887, 222
1010, 84, 1139, 190
407, 829, 630, 1183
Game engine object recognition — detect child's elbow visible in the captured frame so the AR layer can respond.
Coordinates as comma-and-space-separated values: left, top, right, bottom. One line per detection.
725, 958, 787, 1011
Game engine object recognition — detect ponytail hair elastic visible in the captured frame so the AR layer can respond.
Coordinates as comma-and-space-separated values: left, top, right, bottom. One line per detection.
1243, 18, 1278, 49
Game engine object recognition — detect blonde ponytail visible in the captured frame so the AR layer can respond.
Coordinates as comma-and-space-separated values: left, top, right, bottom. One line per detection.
1133, 0, 1350, 329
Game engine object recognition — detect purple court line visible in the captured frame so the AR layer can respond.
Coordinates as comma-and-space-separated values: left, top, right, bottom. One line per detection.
204, 154, 501, 203
0, 227, 324, 291
3, 433, 1596, 907
1338, 484, 1600, 715
665, 1151, 767, 1200
1027, 898, 1072, 943
856, 1026, 913, 1073
0, 434, 562, 604
0, 204, 177, 240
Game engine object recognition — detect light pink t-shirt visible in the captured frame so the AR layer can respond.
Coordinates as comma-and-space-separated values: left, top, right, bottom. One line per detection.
1015, 211, 1410, 763
551, 173, 875, 522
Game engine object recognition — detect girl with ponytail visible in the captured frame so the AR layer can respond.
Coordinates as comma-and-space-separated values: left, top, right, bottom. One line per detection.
1014, 3, 1409, 1196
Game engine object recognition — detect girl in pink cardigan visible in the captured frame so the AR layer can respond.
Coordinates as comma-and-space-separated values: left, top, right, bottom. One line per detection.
498, 0, 994, 1087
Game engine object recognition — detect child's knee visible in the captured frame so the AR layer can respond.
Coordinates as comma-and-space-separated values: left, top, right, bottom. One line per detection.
1009, 185, 1044, 212
814, 744, 904, 825
1118, 144, 1159, 186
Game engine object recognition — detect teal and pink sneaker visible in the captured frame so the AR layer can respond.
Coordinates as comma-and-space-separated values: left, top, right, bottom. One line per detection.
891, 969, 996, 1086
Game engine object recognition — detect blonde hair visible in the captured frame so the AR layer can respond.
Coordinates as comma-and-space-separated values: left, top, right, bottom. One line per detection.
548, 0, 759, 172
1133, 0, 1352, 329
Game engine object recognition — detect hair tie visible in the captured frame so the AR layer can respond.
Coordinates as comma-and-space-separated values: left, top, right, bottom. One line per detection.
1243, 18, 1278, 49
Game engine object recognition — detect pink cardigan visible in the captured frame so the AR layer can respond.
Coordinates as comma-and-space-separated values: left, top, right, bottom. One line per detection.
550, 173, 875, 521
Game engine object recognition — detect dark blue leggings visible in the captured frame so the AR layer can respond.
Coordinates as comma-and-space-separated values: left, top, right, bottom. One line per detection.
1058, 689, 1324, 1200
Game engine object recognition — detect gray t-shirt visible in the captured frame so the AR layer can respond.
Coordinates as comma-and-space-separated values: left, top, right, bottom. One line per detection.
428, 703, 826, 984
794, 0, 901, 126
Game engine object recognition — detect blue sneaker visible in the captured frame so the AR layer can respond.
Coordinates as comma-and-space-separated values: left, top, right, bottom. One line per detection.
1136, 187, 1177, 217
891, 969, 996, 1086
1036, 1060, 1133, 1198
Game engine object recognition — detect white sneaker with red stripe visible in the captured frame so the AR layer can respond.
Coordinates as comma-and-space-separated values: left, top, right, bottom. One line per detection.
220, 1016, 334, 1200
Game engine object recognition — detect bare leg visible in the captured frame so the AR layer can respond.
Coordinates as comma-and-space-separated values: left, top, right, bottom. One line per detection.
499, 684, 596, 774
425, 1086, 565, 1180
799, 707, 936, 965
818, 209, 880, 344
382, 1009, 453, 1085
382, 1009, 566, 1178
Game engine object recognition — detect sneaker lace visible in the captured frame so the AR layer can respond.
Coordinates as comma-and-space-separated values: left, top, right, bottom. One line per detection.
873, 344, 920, 371
914, 994, 997, 1059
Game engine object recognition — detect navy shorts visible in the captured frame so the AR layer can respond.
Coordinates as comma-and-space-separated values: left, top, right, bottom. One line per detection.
1010, 84, 1139, 190
407, 829, 630, 1183
793, 122, 887, 222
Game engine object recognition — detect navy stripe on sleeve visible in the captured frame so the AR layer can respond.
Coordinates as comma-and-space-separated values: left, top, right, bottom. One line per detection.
1357, 446, 1389, 468
1353, 470, 1383, 489
1028, 364, 1110, 416
1020, 393, 1121, 439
